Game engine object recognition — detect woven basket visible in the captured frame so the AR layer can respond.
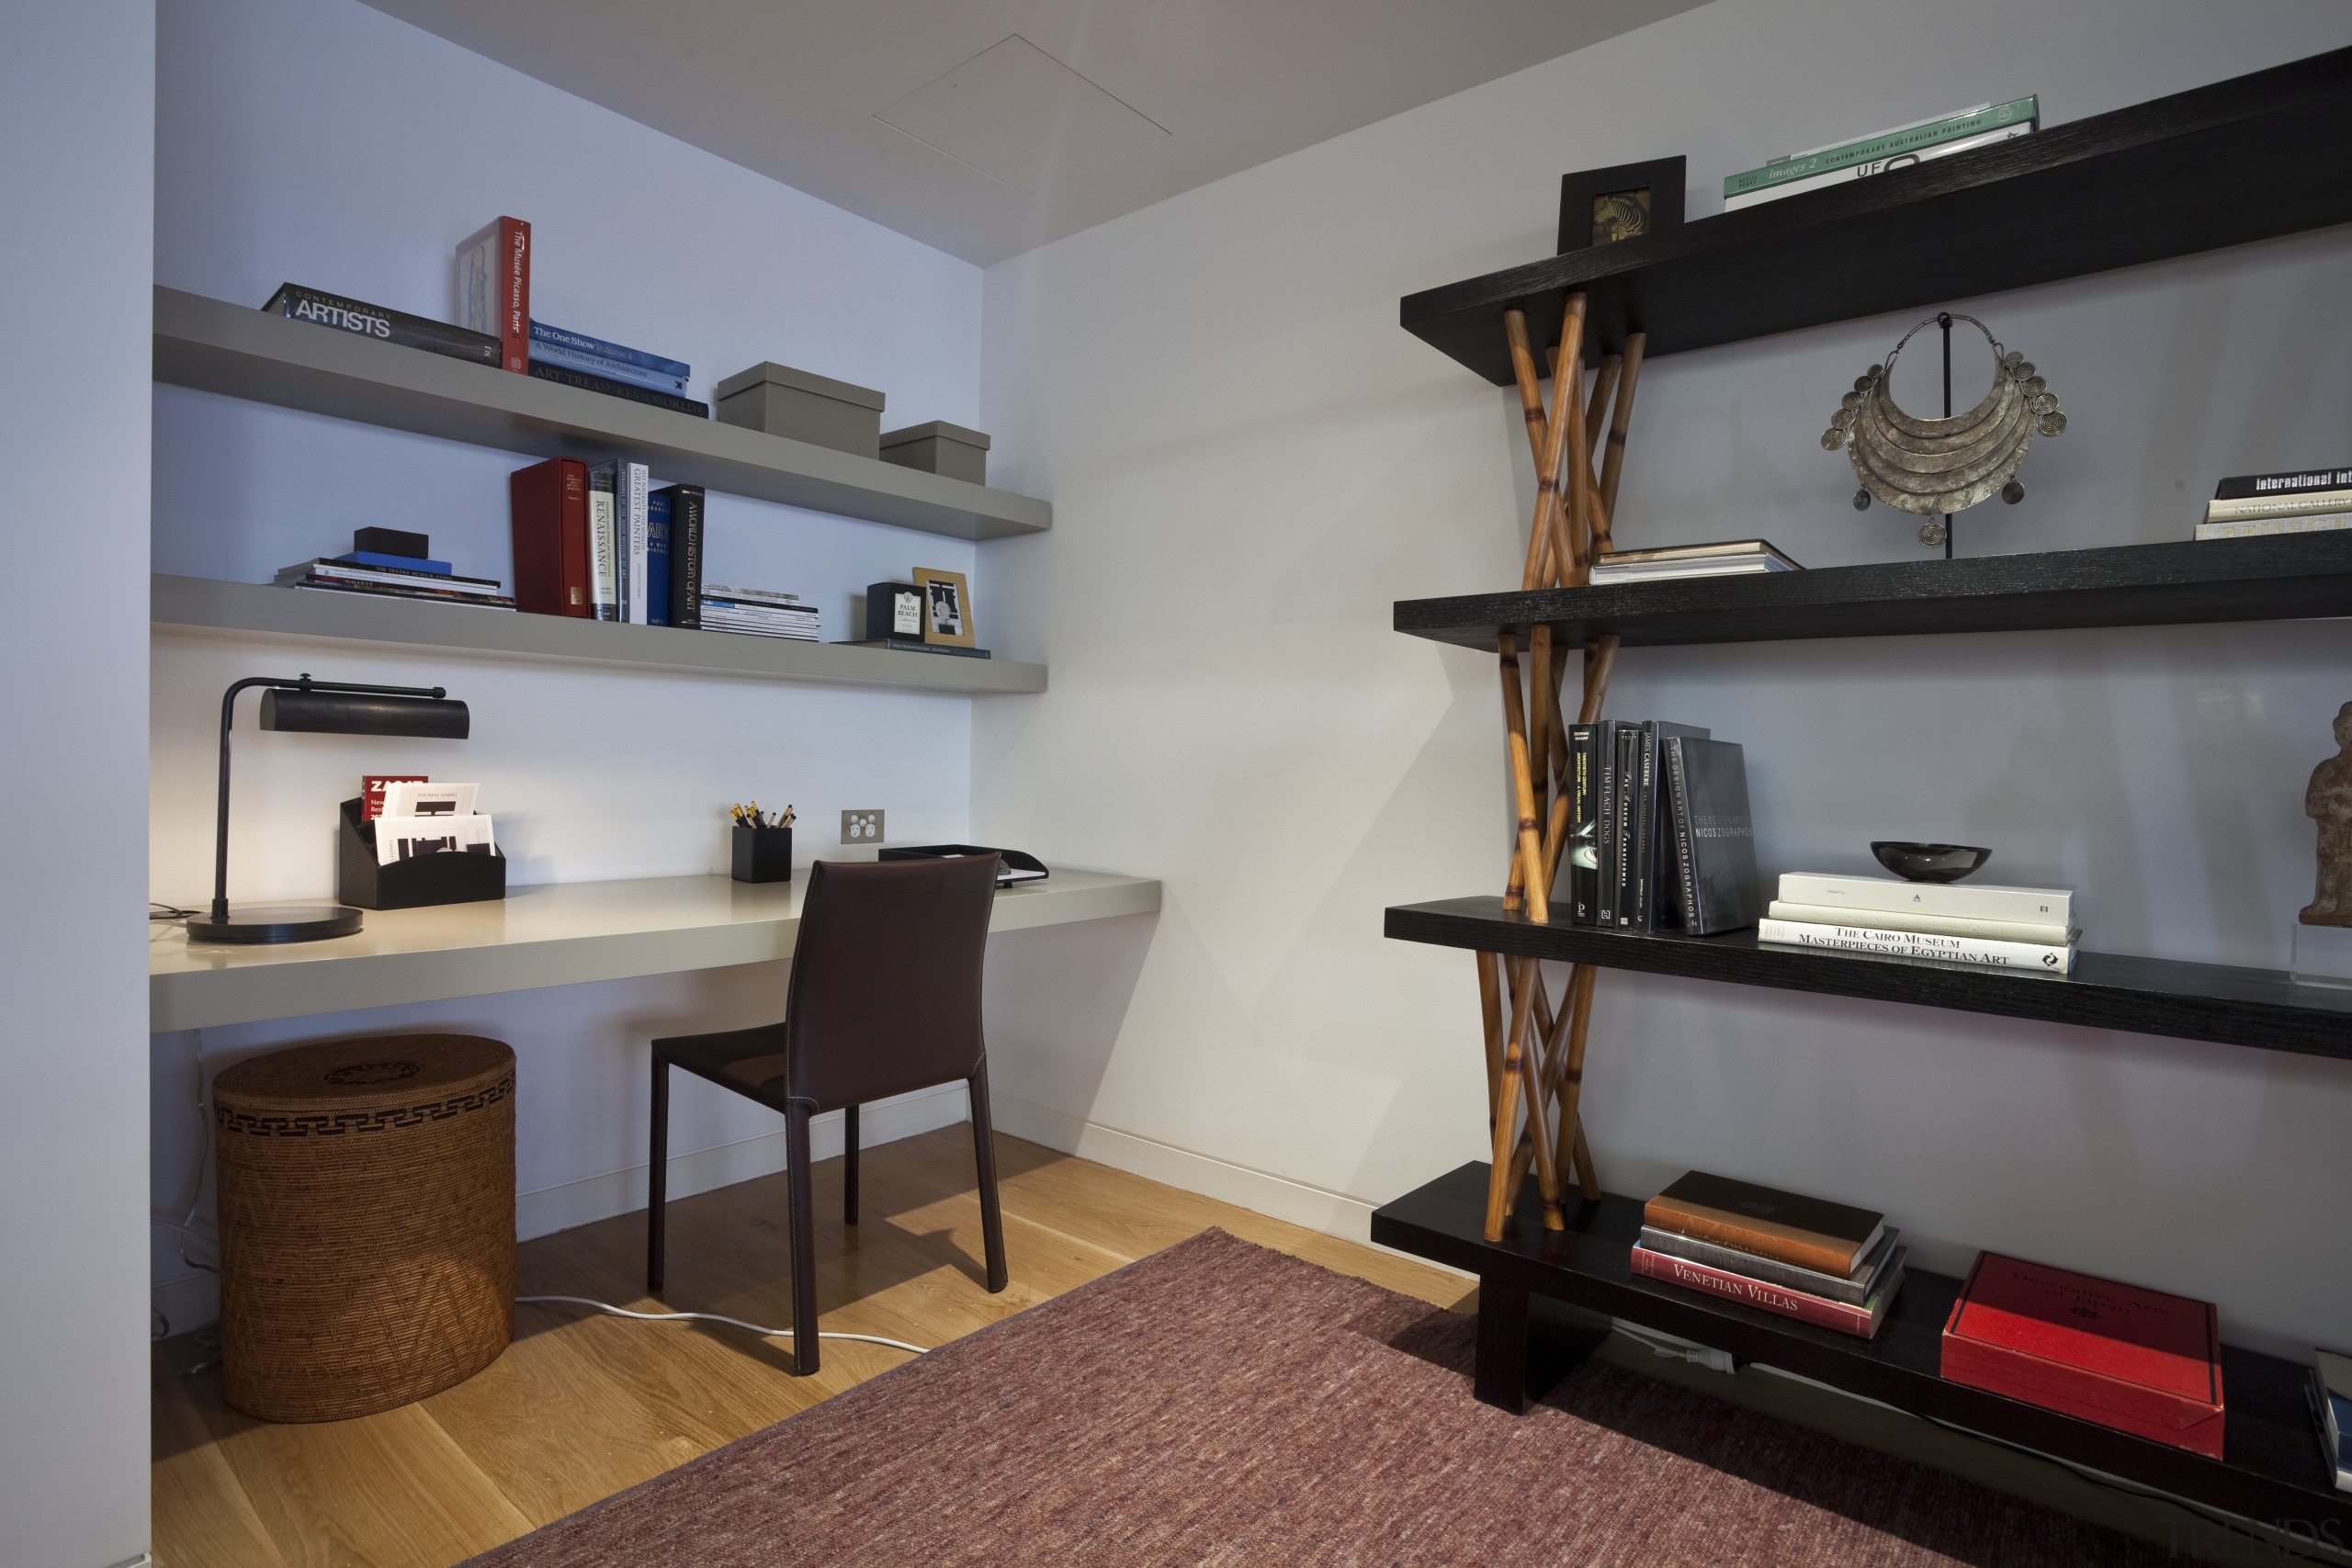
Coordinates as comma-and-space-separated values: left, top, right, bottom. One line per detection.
213, 1033, 515, 1422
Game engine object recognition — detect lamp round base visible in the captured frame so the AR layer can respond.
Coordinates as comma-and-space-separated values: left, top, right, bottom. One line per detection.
186, 904, 365, 944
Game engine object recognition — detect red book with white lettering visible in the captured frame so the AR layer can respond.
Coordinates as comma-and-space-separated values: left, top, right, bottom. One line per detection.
1940, 1252, 2223, 1457
456, 216, 531, 374
1630, 1244, 1902, 1338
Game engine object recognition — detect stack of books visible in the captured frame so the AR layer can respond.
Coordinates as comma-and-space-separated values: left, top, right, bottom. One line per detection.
1760, 873, 2077, 973
523, 321, 706, 419
1568, 723, 1759, 934
509, 459, 707, 626
2315, 1348, 2352, 1492
2195, 465, 2352, 539
275, 528, 513, 610
1632, 1170, 1905, 1338
701, 585, 819, 640
1724, 96, 2038, 211
1589, 539, 1800, 583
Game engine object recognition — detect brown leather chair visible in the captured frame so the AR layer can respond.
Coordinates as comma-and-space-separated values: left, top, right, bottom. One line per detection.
645, 854, 1008, 1373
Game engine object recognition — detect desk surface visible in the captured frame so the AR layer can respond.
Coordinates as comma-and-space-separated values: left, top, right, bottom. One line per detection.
151, 868, 1160, 1032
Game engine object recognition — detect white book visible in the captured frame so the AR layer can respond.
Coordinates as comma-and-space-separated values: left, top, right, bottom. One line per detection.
2204, 487, 2352, 523
2196, 512, 2352, 540
1766, 900, 2075, 946
1724, 124, 2032, 211
1777, 872, 2072, 926
618, 461, 650, 625
373, 812, 495, 866
587, 462, 620, 619
379, 781, 477, 818
1590, 558, 1786, 581
1759, 917, 2075, 974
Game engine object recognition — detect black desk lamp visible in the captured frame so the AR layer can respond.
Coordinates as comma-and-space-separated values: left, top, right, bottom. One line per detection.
186, 673, 470, 944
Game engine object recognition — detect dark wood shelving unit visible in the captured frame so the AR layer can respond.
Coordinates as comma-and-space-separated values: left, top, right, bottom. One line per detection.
1400, 47, 2352, 381
1385, 897, 2352, 1062
1372, 1165, 2352, 1533
1394, 535, 2352, 652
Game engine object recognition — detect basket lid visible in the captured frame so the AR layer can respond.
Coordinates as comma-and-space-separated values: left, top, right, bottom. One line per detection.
212, 1033, 512, 1114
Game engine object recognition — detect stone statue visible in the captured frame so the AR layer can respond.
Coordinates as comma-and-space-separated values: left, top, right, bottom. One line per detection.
2301, 703, 2352, 927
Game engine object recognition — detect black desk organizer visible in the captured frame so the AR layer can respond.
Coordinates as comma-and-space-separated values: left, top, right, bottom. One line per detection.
335, 798, 507, 910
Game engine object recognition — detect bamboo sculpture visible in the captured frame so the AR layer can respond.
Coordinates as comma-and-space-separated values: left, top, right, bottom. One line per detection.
1477, 295, 1646, 1241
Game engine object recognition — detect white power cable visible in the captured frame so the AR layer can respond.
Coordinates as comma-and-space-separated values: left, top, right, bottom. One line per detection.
517, 1295, 929, 1357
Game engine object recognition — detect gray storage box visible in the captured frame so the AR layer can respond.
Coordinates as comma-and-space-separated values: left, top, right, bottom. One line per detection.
715, 362, 886, 458
879, 421, 992, 485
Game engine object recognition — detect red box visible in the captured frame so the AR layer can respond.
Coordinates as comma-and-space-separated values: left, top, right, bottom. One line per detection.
1941, 1252, 2223, 1457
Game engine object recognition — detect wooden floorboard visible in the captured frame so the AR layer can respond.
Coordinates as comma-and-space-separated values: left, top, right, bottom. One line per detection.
153, 1128, 1470, 1568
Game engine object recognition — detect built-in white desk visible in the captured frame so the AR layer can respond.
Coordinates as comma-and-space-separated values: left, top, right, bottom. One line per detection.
150, 868, 1160, 1032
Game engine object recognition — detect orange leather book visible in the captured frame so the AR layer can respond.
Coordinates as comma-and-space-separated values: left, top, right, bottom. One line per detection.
1643, 1171, 1885, 1276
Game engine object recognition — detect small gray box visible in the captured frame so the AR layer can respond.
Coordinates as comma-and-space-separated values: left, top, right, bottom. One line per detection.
879, 421, 992, 486
715, 362, 887, 459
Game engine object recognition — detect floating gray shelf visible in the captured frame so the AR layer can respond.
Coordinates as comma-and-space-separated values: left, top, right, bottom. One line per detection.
151, 575, 1047, 695
152, 287, 1051, 542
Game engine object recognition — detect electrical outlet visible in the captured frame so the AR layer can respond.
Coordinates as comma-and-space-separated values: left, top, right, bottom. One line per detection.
842, 808, 885, 844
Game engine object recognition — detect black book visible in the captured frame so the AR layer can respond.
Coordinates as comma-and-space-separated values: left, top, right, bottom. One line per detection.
1611, 725, 1639, 927
2212, 465, 2352, 502
527, 359, 711, 419
1636, 720, 1710, 930
1568, 723, 1599, 924
1663, 736, 1760, 934
263, 283, 501, 365
658, 484, 706, 629
1593, 722, 1623, 928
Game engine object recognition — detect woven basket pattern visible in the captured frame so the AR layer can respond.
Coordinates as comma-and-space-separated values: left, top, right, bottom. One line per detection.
213, 1033, 515, 1422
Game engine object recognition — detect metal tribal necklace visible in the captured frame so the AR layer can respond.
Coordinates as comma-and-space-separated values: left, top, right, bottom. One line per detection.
1823, 313, 2066, 521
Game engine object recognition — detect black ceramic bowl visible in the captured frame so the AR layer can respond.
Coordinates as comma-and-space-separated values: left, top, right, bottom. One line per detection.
1871, 841, 1991, 883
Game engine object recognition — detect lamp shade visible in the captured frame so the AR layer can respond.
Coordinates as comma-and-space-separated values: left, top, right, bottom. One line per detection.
259, 687, 469, 739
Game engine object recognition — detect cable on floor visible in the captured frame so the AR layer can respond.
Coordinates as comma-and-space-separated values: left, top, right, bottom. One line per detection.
517, 1295, 929, 1357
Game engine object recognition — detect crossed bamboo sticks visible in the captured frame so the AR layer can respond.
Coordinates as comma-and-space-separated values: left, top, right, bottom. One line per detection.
1476, 293, 1646, 1241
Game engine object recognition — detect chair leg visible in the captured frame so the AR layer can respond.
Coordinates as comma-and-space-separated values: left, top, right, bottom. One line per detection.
647, 1054, 670, 1294
967, 1063, 1009, 1293
842, 1103, 859, 1227
786, 1100, 820, 1375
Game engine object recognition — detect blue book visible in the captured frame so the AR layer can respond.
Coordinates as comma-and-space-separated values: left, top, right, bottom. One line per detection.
334, 550, 451, 575
645, 491, 672, 627
528, 341, 687, 394
529, 320, 689, 380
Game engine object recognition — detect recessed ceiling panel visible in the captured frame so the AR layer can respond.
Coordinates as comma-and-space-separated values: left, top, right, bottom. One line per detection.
876, 36, 1168, 194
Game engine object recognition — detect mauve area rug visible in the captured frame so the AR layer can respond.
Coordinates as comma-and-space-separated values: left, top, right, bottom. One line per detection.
464, 1230, 2165, 1566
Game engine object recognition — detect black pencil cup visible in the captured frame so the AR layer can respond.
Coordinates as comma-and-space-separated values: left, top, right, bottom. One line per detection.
335, 798, 507, 910
731, 825, 793, 883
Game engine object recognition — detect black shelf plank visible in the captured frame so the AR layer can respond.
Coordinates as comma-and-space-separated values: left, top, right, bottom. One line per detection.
1393, 536, 2352, 652
1400, 47, 2352, 382
1372, 1164, 2351, 1533
1385, 897, 2352, 1062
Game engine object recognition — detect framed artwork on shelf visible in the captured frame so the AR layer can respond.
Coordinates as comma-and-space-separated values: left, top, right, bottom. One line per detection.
912, 567, 977, 649
1556, 156, 1687, 254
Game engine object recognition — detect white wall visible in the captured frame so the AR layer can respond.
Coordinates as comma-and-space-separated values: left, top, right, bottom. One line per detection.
0, 5, 156, 1563
975, 0, 2352, 1359
150, 0, 995, 1329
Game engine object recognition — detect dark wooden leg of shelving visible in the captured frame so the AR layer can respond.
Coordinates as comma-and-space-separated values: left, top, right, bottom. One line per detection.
1473, 1274, 1611, 1414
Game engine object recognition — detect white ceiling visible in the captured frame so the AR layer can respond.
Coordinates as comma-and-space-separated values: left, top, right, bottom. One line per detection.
361, 0, 1709, 265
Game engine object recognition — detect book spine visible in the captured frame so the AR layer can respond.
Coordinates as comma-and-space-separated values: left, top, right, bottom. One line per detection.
263, 285, 501, 364
644, 491, 672, 628
1639, 1226, 1889, 1305
2195, 513, 2352, 539
453, 217, 531, 373
529, 320, 691, 379
525, 360, 710, 419
2203, 489, 2352, 523
1774, 874, 2071, 925
1630, 1246, 1880, 1336
1612, 726, 1638, 927
1570, 724, 1597, 925
2212, 466, 2352, 502
1594, 723, 1619, 928
528, 341, 688, 393
557, 458, 591, 616
1758, 918, 2076, 974
508, 458, 574, 616
1633, 722, 1656, 929
1724, 96, 2037, 196
1666, 738, 1699, 934
620, 462, 650, 626
293, 579, 515, 609
283, 561, 502, 592
1766, 900, 2071, 944
335, 551, 453, 574
1644, 1198, 1860, 1275
1722, 123, 2031, 210
664, 486, 706, 630
586, 464, 619, 621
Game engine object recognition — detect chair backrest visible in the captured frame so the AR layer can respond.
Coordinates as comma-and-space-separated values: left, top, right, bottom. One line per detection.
780, 855, 1000, 1110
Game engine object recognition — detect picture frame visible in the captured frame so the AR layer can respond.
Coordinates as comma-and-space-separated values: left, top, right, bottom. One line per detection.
1557, 156, 1686, 254
910, 566, 976, 649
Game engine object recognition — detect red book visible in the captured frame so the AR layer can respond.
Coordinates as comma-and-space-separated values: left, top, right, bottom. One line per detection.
509, 457, 592, 616
1940, 1252, 2223, 1457
456, 216, 531, 374
362, 775, 427, 821
1630, 1244, 1897, 1338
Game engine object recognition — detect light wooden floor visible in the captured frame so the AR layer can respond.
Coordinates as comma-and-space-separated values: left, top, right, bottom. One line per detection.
153, 1126, 1474, 1568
